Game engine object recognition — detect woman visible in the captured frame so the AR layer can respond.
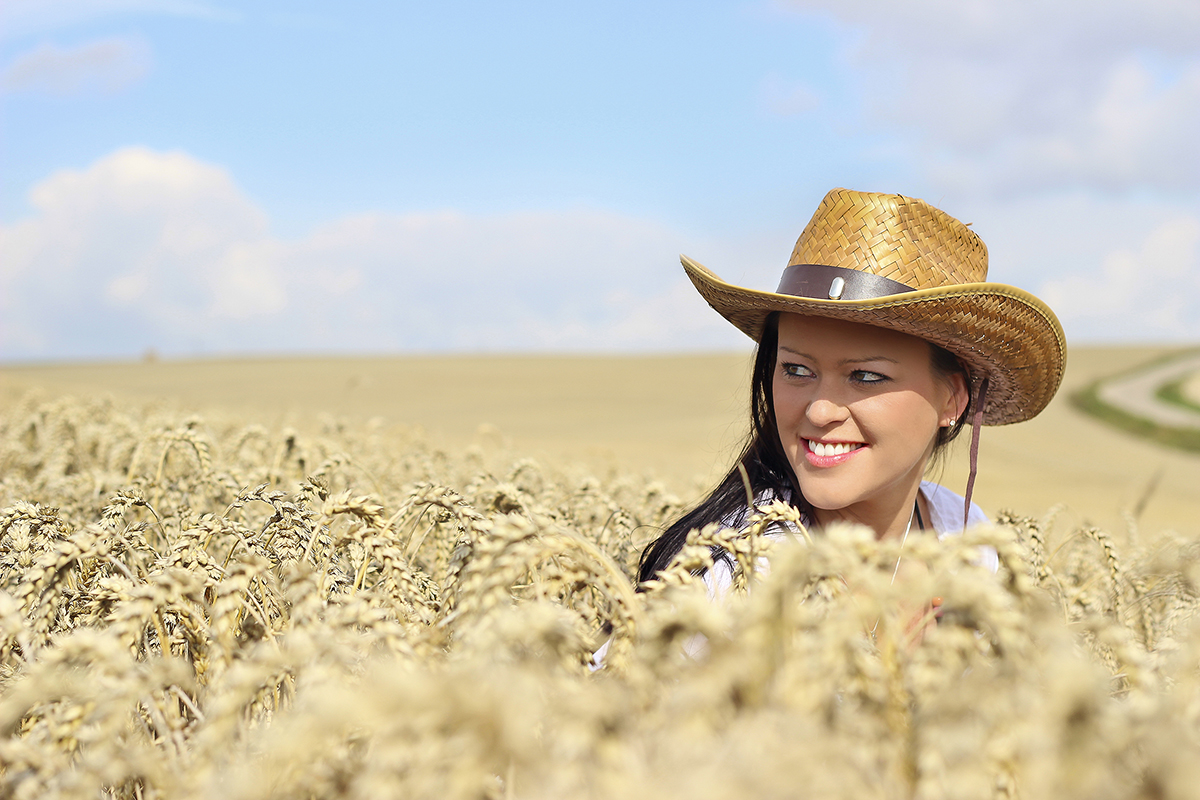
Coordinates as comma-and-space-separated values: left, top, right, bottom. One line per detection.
638, 188, 1065, 591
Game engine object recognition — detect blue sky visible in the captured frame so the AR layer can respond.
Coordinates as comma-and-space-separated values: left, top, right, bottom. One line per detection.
2, 0, 1199, 360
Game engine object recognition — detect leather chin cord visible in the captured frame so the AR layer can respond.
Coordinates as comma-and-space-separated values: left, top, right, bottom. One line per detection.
962, 378, 989, 530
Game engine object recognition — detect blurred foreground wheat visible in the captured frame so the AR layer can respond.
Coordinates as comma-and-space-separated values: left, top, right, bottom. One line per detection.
2, 391, 1200, 799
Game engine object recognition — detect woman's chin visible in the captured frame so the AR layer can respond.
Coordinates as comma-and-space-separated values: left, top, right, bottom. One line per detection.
799, 487, 863, 514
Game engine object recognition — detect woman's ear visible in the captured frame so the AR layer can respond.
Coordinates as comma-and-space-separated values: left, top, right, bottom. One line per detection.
944, 372, 970, 425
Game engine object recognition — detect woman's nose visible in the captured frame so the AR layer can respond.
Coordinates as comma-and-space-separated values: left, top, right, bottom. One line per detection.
805, 396, 849, 427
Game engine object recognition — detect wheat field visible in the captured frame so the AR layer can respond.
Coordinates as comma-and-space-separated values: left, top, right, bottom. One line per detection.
2, 351, 1200, 799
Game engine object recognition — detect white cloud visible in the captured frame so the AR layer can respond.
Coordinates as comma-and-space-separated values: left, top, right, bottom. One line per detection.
1038, 213, 1200, 341
779, 0, 1200, 195
4, 148, 1196, 357
205, 240, 289, 319
1, 37, 151, 96
0, 148, 739, 359
0, 147, 273, 356
782, 0, 1200, 58
273, 207, 738, 352
0, 0, 236, 40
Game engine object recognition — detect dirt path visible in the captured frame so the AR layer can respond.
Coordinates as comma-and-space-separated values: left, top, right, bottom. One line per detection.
1097, 351, 1200, 430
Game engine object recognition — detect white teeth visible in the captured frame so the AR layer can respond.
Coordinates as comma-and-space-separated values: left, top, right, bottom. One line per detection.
810, 441, 862, 457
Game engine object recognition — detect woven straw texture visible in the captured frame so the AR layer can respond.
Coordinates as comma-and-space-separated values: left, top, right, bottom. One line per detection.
683, 189, 1066, 426
790, 189, 987, 287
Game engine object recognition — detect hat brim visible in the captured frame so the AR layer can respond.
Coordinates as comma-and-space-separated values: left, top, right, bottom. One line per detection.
683, 255, 1066, 426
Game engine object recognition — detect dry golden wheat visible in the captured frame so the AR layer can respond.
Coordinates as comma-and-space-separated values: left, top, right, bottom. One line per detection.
1, 390, 1199, 799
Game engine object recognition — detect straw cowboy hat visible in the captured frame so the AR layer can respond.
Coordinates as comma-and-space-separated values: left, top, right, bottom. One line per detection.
683, 188, 1066, 425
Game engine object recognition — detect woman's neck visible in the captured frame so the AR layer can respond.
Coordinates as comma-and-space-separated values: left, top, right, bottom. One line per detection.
812, 482, 925, 540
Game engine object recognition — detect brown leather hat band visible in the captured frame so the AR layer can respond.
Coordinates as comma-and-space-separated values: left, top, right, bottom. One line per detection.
776, 263, 914, 301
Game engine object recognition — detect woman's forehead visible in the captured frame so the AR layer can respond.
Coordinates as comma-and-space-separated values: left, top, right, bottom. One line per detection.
775, 313, 929, 358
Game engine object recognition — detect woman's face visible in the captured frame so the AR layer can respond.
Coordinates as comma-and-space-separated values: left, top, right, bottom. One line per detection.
772, 313, 968, 523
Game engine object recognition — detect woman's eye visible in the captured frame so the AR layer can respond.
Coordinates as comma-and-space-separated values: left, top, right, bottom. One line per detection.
851, 370, 889, 385
782, 363, 814, 378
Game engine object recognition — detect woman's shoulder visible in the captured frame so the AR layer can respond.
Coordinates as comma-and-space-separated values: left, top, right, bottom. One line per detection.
919, 480, 990, 536
920, 480, 997, 573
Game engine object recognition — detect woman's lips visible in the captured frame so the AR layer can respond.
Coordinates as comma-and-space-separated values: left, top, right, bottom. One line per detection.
803, 438, 866, 467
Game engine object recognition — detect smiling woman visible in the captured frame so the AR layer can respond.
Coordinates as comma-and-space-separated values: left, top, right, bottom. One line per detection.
637, 188, 1066, 591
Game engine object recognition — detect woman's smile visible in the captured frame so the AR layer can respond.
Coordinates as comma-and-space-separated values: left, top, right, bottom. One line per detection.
803, 438, 866, 465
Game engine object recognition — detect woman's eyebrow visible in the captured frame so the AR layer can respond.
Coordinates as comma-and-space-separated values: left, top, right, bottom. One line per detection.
840, 356, 900, 365
778, 346, 899, 366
